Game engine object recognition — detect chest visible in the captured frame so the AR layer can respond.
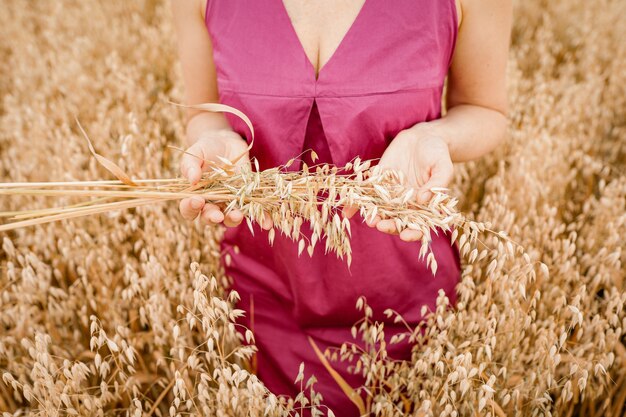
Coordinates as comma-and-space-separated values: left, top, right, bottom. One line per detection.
205, 0, 459, 95
281, 0, 462, 80
281, 0, 366, 79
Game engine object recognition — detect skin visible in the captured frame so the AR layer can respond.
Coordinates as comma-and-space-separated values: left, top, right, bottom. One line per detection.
171, 0, 512, 241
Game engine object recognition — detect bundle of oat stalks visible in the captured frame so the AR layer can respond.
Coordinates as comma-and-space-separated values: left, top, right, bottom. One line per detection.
0, 143, 477, 274
0, 104, 487, 274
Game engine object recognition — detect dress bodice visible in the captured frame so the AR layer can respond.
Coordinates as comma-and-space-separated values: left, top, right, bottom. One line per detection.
204, 0, 458, 169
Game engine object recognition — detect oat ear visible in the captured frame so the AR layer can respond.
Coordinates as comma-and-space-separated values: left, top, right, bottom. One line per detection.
168, 101, 255, 166
307, 336, 366, 415
75, 118, 137, 187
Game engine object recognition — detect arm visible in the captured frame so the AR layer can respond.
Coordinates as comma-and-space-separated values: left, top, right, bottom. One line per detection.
373, 0, 512, 240
171, 0, 261, 228
171, 0, 231, 145
407, 0, 512, 162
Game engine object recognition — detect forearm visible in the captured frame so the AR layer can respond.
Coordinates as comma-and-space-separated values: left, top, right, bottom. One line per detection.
406, 104, 508, 163
184, 112, 235, 147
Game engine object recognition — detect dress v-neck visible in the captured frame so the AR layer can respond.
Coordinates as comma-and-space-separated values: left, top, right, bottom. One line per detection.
277, 0, 369, 82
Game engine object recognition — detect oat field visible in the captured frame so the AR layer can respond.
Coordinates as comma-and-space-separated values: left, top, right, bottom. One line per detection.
0, 1, 625, 416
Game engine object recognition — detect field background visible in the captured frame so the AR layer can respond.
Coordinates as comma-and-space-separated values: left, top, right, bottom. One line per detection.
0, 0, 625, 416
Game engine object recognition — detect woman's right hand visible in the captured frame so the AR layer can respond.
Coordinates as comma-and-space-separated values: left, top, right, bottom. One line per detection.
171, 0, 275, 230
179, 130, 253, 227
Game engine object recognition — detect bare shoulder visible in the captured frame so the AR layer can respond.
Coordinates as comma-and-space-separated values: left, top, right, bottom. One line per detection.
448, 0, 512, 114
458, 0, 513, 18
170, 0, 220, 114
170, 0, 205, 21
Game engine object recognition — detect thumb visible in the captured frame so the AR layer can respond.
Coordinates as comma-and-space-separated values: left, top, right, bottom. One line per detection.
181, 144, 205, 184
416, 161, 453, 205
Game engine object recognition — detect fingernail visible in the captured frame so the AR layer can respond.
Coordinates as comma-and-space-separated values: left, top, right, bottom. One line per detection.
190, 198, 203, 209
210, 211, 224, 223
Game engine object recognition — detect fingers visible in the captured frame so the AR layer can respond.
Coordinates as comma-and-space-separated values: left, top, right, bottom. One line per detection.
260, 211, 273, 230
417, 161, 454, 205
375, 219, 399, 235
221, 209, 270, 229
365, 213, 422, 241
341, 204, 358, 219
399, 229, 423, 242
178, 192, 253, 230
223, 209, 244, 228
178, 187, 253, 229
200, 203, 225, 225
181, 144, 205, 185
366, 214, 422, 241
365, 215, 381, 227
179, 196, 205, 221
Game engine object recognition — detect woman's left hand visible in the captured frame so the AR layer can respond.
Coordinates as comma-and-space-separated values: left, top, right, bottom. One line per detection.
343, 128, 454, 242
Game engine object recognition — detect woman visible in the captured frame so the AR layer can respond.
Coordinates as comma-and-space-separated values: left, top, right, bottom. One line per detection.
172, 0, 511, 414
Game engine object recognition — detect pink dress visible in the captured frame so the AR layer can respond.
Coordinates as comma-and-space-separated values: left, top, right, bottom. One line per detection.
205, 1, 460, 414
